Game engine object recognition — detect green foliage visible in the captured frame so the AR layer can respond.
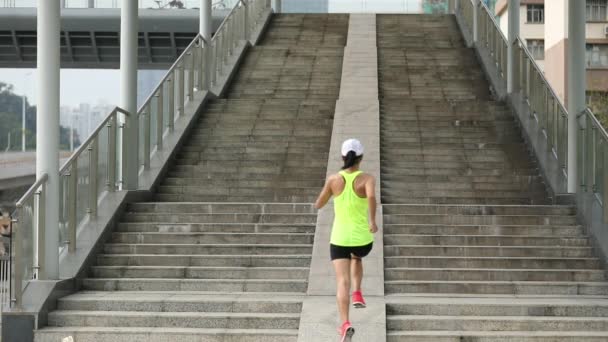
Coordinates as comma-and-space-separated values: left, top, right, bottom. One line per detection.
588, 91, 608, 129
0, 82, 74, 151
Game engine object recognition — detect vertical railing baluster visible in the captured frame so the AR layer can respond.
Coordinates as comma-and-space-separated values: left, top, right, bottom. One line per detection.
168, 76, 176, 121
37, 182, 46, 280
68, 163, 77, 253
107, 112, 117, 192
143, 106, 151, 170
88, 137, 98, 218
187, 52, 194, 101
156, 89, 164, 150
11, 214, 21, 308
178, 64, 185, 116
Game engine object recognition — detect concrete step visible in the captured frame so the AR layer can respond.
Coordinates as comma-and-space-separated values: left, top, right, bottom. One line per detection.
384, 256, 601, 269
383, 214, 577, 226
154, 193, 318, 203
384, 280, 608, 295
48, 311, 300, 329
121, 213, 317, 224
383, 245, 594, 258
104, 243, 313, 255
386, 296, 608, 317
81, 278, 308, 292
387, 315, 608, 332
97, 254, 312, 267
381, 166, 540, 177
383, 224, 583, 236
155, 187, 321, 199
384, 268, 605, 282
35, 327, 298, 342
382, 205, 574, 216
57, 292, 304, 313
91, 266, 309, 280
383, 235, 589, 247
110, 232, 314, 245
116, 222, 315, 234
386, 330, 608, 341
126, 203, 317, 214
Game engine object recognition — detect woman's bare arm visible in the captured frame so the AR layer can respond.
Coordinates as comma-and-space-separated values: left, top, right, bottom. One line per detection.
314, 175, 335, 209
365, 175, 378, 233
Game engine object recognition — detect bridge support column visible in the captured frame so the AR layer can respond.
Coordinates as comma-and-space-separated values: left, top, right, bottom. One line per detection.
201, 0, 212, 90
274, 0, 281, 13
36, 0, 61, 279
567, 0, 585, 193
507, 0, 520, 94
120, 0, 139, 190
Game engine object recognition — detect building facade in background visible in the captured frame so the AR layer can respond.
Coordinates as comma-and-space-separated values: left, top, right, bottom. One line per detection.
496, 0, 608, 104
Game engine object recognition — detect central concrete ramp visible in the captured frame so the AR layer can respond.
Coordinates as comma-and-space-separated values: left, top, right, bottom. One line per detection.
298, 14, 386, 342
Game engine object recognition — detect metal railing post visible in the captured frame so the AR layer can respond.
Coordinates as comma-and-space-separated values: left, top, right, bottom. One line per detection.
107, 113, 117, 192
67, 164, 77, 253
472, 0, 479, 45
143, 107, 151, 170
88, 137, 98, 219
11, 215, 21, 308
119, 122, 127, 189
178, 65, 185, 116
168, 77, 176, 122
244, 1, 250, 41
36, 182, 46, 280
187, 52, 194, 101
156, 90, 164, 150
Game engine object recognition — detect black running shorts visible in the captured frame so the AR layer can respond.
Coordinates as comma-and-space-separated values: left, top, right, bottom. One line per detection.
330, 242, 373, 260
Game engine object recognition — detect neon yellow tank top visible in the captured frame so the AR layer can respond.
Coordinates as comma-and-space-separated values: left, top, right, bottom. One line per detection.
330, 170, 374, 247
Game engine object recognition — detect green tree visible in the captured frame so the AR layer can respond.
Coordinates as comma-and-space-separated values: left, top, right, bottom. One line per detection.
589, 92, 608, 128
0, 82, 75, 151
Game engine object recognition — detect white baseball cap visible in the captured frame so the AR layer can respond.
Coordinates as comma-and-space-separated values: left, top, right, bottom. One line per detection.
341, 138, 364, 157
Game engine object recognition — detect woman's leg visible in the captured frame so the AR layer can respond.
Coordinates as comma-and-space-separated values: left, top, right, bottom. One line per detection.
332, 258, 351, 323
350, 256, 363, 292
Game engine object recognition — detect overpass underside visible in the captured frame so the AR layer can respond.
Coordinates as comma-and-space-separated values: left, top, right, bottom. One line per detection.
0, 8, 227, 69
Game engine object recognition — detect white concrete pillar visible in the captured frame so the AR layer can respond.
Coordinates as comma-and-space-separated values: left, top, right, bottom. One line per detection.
472, 0, 479, 44
120, 0, 139, 190
200, 0, 212, 39
507, 0, 520, 93
36, 0, 60, 280
201, 0, 212, 90
567, 0, 585, 193
274, 0, 281, 13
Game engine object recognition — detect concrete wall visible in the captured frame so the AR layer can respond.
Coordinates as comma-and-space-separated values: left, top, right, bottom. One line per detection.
545, 0, 568, 102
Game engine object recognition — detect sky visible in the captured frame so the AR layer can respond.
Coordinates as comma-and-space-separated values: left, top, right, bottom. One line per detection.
1, 68, 121, 107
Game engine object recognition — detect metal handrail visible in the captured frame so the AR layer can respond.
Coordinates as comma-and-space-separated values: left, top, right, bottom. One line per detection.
515, 37, 568, 115
479, 0, 507, 42
15, 174, 48, 208
213, 0, 246, 42
137, 34, 204, 116
59, 106, 128, 174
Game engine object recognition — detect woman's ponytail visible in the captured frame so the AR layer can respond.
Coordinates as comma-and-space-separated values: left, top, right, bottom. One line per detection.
342, 151, 362, 170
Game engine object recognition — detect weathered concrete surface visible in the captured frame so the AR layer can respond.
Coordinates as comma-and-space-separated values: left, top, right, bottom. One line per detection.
299, 13, 386, 342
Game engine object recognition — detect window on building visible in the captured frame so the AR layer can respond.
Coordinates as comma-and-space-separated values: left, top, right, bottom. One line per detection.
527, 40, 545, 60
527, 4, 544, 23
587, 0, 608, 21
586, 44, 608, 67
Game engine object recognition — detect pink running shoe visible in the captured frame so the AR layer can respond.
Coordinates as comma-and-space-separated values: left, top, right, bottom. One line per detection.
338, 321, 355, 342
352, 291, 366, 308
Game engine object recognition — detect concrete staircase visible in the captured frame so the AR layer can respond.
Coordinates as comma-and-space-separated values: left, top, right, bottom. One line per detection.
34, 14, 348, 342
379, 14, 608, 341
